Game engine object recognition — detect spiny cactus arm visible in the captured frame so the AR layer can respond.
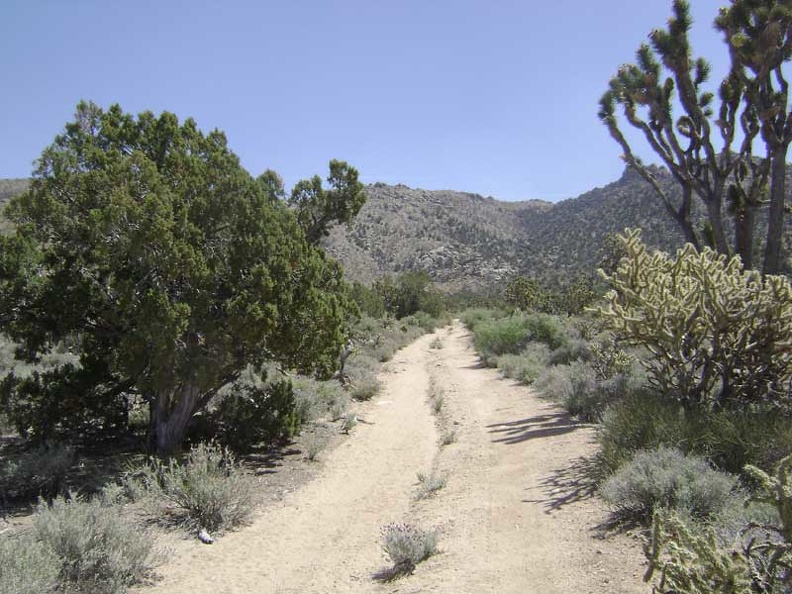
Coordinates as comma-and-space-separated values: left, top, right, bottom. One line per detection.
645, 510, 754, 593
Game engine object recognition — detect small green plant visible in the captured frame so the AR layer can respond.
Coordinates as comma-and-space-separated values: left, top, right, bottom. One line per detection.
33, 496, 158, 594
429, 337, 443, 349
431, 394, 444, 414
126, 441, 256, 533
600, 447, 737, 525
414, 471, 447, 500
379, 523, 438, 578
0, 531, 59, 594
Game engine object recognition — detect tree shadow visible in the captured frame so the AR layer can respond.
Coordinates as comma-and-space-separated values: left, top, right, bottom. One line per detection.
244, 444, 302, 476
487, 411, 583, 445
522, 456, 599, 512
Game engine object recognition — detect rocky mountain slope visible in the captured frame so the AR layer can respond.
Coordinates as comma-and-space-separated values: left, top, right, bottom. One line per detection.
323, 166, 689, 291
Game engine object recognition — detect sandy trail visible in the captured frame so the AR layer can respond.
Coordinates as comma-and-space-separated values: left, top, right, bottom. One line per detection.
141, 321, 647, 593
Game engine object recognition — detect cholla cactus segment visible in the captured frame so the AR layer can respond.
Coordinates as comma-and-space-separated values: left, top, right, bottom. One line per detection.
596, 228, 792, 411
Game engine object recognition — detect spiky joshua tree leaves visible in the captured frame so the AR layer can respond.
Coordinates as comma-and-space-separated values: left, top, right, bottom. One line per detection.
0, 101, 361, 454
600, 0, 792, 274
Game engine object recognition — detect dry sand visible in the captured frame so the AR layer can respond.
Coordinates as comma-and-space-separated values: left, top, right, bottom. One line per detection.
137, 321, 647, 594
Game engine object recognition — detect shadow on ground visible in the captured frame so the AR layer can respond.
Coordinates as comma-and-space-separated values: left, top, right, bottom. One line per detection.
487, 411, 583, 445
522, 456, 599, 512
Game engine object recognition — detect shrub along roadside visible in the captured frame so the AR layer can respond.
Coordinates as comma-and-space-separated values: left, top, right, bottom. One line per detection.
123, 441, 257, 534
599, 447, 738, 525
0, 531, 59, 594
32, 496, 159, 594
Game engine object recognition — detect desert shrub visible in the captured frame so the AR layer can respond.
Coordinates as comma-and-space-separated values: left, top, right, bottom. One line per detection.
414, 471, 447, 500
126, 442, 256, 533
206, 367, 298, 453
345, 352, 382, 401
429, 337, 443, 350
473, 317, 529, 364
594, 392, 689, 479
523, 312, 571, 351
0, 442, 75, 502
551, 362, 600, 421
695, 410, 792, 476
405, 311, 443, 333
33, 497, 157, 594
292, 376, 348, 421
459, 307, 507, 331
547, 338, 592, 366
380, 523, 438, 573
595, 391, 792, 480
596, 229, 792, 412
600, 447, 738, 524
496, 343, 550, 385
536, 361, 640, 422
350, 373, 382, 401
0, 531, 59, 594
302, 432, 329, 461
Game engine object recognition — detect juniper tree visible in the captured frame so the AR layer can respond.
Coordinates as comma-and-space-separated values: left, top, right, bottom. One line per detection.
288, 159, 367, 244
599, 0, 792, 273
0, 101, 360, 454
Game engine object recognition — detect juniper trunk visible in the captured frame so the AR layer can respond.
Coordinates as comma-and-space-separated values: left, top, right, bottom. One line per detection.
148, 384, 202, 455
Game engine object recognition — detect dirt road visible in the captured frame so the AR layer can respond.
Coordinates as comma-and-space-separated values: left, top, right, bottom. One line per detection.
141, 321, 647, 593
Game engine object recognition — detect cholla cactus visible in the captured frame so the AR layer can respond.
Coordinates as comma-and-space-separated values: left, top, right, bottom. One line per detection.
645, 456, 792, 593
597, 229, 792, 411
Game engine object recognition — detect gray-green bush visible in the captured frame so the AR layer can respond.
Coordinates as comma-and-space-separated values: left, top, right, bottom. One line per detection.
595, 393, 792, 480
0, 531, 59, 594
600, 447, 737, 524
496, 343, 549, 385
380, 522, 438, 573
126, 442, 257, 533
33, 497, 158, 594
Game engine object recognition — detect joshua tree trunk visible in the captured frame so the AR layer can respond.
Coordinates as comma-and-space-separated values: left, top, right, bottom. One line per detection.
763, 145, 788, 275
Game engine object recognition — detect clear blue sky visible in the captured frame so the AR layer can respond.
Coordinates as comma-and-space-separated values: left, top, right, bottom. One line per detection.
1, 1, 730, 202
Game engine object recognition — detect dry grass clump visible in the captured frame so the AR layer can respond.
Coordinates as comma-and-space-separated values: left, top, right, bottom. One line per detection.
414, 470, 447, 500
